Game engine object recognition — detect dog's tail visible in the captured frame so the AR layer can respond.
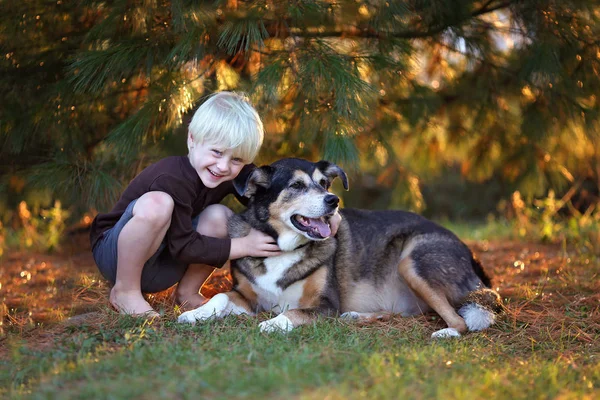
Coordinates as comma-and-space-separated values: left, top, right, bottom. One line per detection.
458, 288, 504, 332
459, 253, 502, 331
457, 253, 503, 332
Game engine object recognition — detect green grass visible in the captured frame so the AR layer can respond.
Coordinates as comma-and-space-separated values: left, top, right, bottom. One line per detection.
439, 218, 515, 242
2, 312, 598, 399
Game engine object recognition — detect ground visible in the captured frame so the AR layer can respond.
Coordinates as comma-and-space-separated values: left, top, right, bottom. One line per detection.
0, 232, 598, 398
0, 232, 234, 337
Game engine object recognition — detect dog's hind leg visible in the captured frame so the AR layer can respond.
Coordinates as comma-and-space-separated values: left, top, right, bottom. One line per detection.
398, 257, 468, 339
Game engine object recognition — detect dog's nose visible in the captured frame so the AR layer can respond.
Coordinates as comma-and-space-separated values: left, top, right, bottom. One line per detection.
324, 194, 339, 207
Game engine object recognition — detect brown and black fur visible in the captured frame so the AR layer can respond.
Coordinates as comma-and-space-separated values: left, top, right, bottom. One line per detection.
178, 158, 502, 338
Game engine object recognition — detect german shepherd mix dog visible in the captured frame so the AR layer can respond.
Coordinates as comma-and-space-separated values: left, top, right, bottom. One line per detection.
178, 158, 502, 338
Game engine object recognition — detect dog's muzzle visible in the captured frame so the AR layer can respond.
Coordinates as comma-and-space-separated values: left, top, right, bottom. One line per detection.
290, 194, 339, 240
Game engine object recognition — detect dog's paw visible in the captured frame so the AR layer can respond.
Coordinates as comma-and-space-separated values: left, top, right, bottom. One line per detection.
259, 314, 294, 333
177, 306, 221, 324
177, 309, 202, 325
176, 293, 228, 324
431, 328, 461, 339
340, 311, 360, 320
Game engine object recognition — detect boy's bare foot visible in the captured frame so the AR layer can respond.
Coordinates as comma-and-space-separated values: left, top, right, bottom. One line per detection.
176, 292, 208, 311
110, 287, 160, 318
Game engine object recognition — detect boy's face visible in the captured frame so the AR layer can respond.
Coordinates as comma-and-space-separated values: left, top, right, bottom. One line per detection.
188, 138, 246, 188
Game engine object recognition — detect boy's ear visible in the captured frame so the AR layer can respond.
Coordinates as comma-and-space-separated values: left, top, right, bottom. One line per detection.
234, 165, 274, 198
315, 160, 349, 190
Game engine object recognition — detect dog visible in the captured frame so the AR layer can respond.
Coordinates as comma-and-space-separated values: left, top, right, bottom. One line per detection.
178, 158, 502, 338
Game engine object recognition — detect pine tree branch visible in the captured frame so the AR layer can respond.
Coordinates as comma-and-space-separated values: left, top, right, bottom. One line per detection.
436, 39, 594, 117
277, 1, 515, 40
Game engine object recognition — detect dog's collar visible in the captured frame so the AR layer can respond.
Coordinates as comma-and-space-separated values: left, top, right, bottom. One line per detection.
291, 242, 310, 251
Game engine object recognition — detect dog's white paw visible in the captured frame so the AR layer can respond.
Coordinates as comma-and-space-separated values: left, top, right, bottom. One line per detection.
177, 306, 220, 324
177, 309, 201, 324
177, 293, 228, 324
340, 311, 360, 320
259, 314, 294, 333
458, 303, 495, 331
431, 327, 461, 339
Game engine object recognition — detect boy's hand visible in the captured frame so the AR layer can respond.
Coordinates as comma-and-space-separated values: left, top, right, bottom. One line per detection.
329, 211, 342, 236
230, 228, 281, 259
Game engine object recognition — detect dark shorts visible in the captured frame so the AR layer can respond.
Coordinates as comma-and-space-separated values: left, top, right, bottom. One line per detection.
92, 199, 200, 293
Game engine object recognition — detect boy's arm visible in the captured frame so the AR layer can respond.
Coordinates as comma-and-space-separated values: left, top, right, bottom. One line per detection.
151, 175, 232, 267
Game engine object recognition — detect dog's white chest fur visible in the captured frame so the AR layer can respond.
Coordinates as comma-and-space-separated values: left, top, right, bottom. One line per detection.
253, 250, 306, 313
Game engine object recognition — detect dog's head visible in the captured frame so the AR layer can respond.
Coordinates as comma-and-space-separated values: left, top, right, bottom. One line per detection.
234, 158, 349, 251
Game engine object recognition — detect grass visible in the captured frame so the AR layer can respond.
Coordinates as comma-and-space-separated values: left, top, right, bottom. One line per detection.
2, 313, 598, 399
439, 218, 515, 242
1, 229, 599, 399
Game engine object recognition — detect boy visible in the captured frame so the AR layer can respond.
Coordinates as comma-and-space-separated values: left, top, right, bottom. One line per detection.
90, 91, 282, 317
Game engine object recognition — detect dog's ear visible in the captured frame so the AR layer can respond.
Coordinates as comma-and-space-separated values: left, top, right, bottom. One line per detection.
233, 165, 274, 198
316, 160, 349, 190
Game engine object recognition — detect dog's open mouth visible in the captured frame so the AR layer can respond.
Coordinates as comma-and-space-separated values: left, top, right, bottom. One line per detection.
291, 215, 332, 239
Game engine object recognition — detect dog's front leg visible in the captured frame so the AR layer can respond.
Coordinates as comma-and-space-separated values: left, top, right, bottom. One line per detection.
178, 291, 254, 324
259, 307, 335, 333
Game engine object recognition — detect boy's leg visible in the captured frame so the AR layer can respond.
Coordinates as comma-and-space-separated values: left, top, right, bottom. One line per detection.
175, 264, 215, 310
111, 191, 174, 316
176, 204, 233, 310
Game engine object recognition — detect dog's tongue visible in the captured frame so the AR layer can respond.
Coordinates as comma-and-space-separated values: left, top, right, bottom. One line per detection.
308, 218, 331, 237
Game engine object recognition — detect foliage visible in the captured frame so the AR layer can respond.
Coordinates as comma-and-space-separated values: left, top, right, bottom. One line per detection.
0, 200, 70, 253
1, 0, 599, 217
442, 187, 600, 252
509, 189, 600, 253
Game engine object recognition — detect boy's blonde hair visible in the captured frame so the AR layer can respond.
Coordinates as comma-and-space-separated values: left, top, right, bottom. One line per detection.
188, 91, 264, 162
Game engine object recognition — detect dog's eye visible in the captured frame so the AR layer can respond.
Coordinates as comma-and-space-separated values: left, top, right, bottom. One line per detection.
319, 179, 330, 189
290, 181, 305, 190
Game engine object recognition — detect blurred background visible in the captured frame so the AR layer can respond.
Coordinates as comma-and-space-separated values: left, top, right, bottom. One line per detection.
1, 0, 599, 255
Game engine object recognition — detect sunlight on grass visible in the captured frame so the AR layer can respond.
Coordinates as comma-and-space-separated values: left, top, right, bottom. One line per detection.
2, 316, 598, 399
299, 346, 598, 399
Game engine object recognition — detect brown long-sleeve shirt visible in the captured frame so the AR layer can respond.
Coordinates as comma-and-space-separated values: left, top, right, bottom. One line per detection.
90, 156, 251, 268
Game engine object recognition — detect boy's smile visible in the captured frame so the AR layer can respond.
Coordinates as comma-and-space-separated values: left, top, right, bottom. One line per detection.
188, 138, 246, 188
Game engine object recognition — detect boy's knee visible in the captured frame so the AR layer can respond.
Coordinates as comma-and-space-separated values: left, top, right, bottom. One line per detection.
197, 204, 233, 237
134, 192, 174, 227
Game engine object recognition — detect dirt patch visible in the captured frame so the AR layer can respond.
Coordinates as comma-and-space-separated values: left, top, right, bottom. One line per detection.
0, 233, 231, 339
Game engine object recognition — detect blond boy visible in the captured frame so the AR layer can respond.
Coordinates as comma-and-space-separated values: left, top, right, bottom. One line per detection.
90, 92, 282, 316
